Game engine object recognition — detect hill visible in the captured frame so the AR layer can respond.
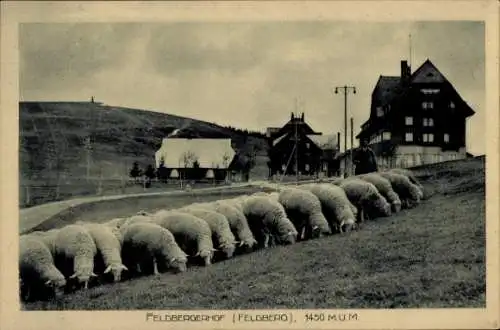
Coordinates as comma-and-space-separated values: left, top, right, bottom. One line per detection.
19, 101, 270, 207
22, 157, 486, 310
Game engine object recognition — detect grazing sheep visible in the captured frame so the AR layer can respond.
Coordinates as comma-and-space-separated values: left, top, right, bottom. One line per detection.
27, 229, 59, 256
53, 224, 98, 290
19, 235, 66, 301
378, 171, 422, 208
202, 200, 258, 250
357, 173, 402, 213
77, 222, 128, 282
223, 195, 250, 213
277, 187, 332, 240
151, 210, 215, 266
298, 183, 358, 234
388, 168, 425, 199
120, 222, 188, 275
339, 178, 392, 223
177, 207, 237, 259
241, 196, 298, 248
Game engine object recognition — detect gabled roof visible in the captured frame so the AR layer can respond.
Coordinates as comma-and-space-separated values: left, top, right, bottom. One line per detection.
306, 134, 338, 150
410, 59, 447, 84
373, 76, 402, 106
155, 138, 235, 169
272, 133, 289, 146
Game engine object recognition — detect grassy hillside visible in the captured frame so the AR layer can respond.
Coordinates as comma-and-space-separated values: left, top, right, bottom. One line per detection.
22, 157, 486, 310
19, 101, 269, 207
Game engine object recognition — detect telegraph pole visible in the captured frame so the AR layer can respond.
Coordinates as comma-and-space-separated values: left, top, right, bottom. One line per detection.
334, 85, 356, 177
294, 98, 299, 184
350, 117, 354, 175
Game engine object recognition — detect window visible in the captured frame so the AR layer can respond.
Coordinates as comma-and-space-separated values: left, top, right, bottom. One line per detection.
382, 131, 391, 140
423, 133, 434, 143
405, 132, 413, 142
376, 106, 384, 117
305, 143, 310, 149
444, 133, 450, 143
421, 88, 440, 95
423, 117, 434, 127
405, 116, 413, 126
305, 164, 310, 171
422, 101, 434, 109
450, 101, 455, 109
323, 163, 327, 171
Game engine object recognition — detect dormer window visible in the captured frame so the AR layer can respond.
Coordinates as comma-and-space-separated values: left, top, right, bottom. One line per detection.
421, 88, 440, 94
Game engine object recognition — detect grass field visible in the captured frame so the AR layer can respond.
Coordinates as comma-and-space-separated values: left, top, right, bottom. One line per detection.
22, 157, 486, 310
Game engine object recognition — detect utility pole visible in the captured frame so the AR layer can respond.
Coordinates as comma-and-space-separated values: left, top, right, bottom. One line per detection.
334, 85, 356, 177
350, 117, 354, 176
294, 98, 299, 185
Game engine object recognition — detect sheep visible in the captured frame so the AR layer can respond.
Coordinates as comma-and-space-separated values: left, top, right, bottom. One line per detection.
339, 178, 392, 223
150, 210, 215, 266
201, 200, 258, 250
276, 187, 332, 240
19, 235, 67, 301
388, 168, 425, 199
176, 207, 237, 259
120, 222, 188, 276
241, 195, 298, 248
356, 173, 402, 213
76, 222, 128, 282
223, 195, 250, 212
52, 224, 98, 290
378, 171, 422, 208
298, 183, 358, 234
27, 229, 60, 256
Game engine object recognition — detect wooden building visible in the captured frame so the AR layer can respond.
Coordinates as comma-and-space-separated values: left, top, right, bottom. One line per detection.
355, 59, 476, 169
267, 112, 340, 178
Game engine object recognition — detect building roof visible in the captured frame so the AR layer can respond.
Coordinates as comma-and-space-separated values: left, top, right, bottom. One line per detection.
374, 76, 404, 106
272, 133, 289, 146
306, 134, 338, 150
358, 59, 476, 137
155, 138, 235, 169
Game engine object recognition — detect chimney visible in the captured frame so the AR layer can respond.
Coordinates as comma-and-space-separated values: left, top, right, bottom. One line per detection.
291, 112, 294, 120
301, 112, 304, 121
401, 60, 410, 82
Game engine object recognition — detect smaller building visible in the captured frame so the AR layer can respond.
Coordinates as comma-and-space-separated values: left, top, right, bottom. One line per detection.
155, 138, 236, 182
267, 112, 340, 178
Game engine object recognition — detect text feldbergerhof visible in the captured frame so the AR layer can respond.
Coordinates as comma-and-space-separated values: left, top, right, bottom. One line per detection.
146, 312, 225, 322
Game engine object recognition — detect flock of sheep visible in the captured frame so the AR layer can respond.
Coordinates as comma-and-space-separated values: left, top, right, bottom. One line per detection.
19, 168, 425, 302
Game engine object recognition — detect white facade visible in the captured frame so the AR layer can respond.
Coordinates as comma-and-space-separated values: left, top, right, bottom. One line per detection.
155, 138, 236, 169
377, 145, 467, 170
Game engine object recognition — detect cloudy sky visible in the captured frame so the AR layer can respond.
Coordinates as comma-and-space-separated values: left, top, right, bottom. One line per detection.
20, 21, 485, 154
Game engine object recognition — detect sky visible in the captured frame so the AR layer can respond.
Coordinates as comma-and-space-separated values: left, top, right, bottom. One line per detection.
19, 21, 485, 155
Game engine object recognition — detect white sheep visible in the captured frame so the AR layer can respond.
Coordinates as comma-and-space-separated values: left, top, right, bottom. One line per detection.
378, 171, 422, 208
241, 195, 298, 248
202, 200, 258, 250
120, 222, 188, 275
223, 195, 250, 212
356, 173, 402, 213
76, 222, 128, 282
176, 207, 237, 259
276, 187, 332, 240
19, 235, 67, 301
150, 210, 215, 266
298, 183, 358, 234
339, 178, 392, 223
52, 224, 98, 290
388, 168, 425, 199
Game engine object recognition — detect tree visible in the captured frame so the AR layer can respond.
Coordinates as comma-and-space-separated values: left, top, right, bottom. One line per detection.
130, 162, 141, 181
144, 164, 156, 188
